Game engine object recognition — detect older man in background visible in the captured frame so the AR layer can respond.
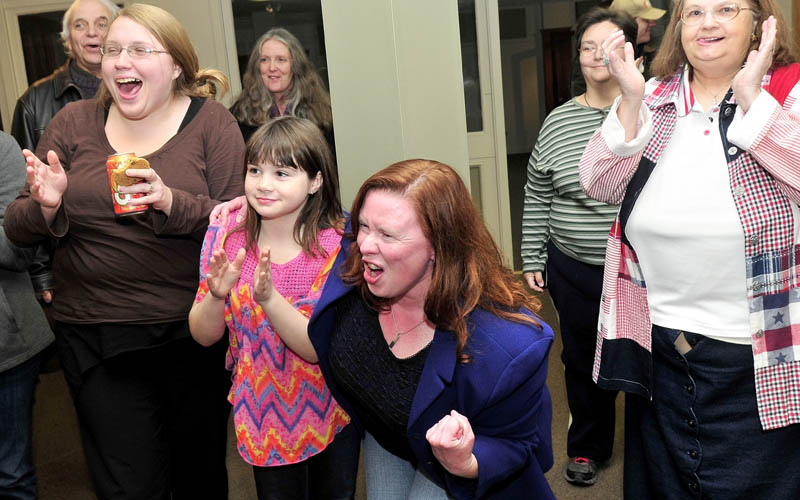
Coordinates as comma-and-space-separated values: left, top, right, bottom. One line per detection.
11, 0, 119, 152
9, 0, 119, 306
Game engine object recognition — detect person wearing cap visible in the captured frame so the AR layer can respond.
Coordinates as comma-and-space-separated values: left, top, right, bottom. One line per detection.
609, 0, 666, 78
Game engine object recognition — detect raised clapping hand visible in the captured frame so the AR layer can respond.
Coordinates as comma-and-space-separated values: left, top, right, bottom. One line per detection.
23, 150, 68, 214
118, 167, 174, 214
602, 29, 645, 140
206, 247, 246, 300
426, 410, 479, 479
602, 29, 644, 103
733, 16, 777, 113
252, 247, 274, 305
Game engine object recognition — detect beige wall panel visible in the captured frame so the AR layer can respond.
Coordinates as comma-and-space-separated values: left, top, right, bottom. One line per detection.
322, 0, 469, 209
133, 0, 240, 105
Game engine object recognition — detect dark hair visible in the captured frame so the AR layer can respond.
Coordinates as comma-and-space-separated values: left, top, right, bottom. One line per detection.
575, 7, 638, 51
340, 159, 542, 361
651, 0, 795, 80
235, 116, 342, 257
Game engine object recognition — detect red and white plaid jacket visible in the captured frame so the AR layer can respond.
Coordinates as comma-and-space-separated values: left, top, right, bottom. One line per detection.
579, 66, 800, 430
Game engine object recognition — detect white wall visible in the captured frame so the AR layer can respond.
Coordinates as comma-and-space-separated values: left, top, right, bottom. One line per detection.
321, 0, 470, 208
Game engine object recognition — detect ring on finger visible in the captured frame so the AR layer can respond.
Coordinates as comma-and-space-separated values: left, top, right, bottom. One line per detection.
148, 183, 154, 194
602, 53, 609, 66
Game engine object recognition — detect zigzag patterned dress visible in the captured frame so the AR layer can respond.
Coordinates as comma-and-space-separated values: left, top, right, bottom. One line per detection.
195, 209, 350, 466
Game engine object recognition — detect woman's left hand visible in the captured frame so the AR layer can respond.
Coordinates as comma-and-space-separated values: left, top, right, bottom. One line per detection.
118, 167, 174, 215
733, 16, 777, 113
426, 410, 479, 479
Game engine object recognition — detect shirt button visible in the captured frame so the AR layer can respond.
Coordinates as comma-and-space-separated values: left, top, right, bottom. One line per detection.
756, 329, 764, 338
728, 146, 738, 155
750, 234, 759, 246
686, 384, 694, 394
689, 481, 700, 491
734, 185, 745, 196
687, 418, 696, 428
724, 107, 733, 116
689, 449, 699, 459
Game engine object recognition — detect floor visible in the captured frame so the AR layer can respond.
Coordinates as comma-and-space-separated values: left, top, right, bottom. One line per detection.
30, 289, 623, 500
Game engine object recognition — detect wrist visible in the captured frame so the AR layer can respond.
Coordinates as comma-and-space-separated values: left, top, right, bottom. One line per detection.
447, 454, 479, 479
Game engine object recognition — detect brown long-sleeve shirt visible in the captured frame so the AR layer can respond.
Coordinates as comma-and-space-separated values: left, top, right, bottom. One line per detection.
4, 98, 244, 325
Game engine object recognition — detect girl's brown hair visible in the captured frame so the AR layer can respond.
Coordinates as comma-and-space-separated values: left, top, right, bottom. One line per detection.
340, 159, 542, 361
651, 0, 795, 80
98, 3, 229, 106
235, 116, 342, 256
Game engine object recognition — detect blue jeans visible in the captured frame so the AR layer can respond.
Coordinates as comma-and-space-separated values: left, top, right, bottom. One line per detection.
0, 353, 42, 500
363, 433, 450, 500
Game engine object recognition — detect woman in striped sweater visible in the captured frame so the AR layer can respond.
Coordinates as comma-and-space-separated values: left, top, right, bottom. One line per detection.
520, 7, 636, 487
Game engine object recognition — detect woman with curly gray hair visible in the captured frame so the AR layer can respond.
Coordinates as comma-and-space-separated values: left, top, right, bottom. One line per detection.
231, 27, 334, 151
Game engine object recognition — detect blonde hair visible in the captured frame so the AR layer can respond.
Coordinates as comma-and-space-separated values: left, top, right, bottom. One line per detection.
98, 3, 229, 105
651, 0, 795, 80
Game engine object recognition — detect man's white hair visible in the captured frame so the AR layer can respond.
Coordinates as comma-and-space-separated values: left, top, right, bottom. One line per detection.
60, 0, 121, 56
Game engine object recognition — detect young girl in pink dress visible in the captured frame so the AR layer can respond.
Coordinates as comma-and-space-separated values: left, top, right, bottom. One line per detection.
189, 116, 358, 499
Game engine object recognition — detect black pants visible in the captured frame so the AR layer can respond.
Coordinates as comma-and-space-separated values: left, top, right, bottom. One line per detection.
57, 326, 231, 500
546, 240, 617, 461
252, 423, 361, 500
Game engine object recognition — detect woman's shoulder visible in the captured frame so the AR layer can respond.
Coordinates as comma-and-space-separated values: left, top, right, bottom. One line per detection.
197, 98, 238, 126
467, 308, 554, 363
52, 98, 101, 124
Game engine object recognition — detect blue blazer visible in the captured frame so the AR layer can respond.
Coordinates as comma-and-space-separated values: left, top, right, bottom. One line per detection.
308, 237, 555, 499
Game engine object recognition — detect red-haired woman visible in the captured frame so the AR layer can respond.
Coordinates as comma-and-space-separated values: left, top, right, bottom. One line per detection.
215, 159, 556, 499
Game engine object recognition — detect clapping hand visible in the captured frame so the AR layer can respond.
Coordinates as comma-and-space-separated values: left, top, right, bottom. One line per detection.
733, 16, 777, 113
426, 410, 479, 479
602, 29, 644, 103
206, 247, 245, 300
23, 150, 67, 212
253, 247, 274, 304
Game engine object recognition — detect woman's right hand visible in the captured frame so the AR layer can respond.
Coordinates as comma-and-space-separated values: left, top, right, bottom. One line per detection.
209, 195, 246, 225
523, 271, 545, 293
206, 247, 246, 300
23, 149, 67, 211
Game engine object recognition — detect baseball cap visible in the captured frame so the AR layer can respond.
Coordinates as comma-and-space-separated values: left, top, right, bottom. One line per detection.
609, 0, 667, 20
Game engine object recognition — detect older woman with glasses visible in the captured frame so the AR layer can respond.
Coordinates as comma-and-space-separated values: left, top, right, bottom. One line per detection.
5, 4, 243, 499
580, 0, 800, 497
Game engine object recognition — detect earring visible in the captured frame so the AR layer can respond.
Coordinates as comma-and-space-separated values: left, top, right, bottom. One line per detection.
751, 33, 758, 41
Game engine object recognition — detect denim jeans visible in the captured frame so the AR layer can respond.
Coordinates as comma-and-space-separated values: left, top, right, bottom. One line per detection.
363, 432, 450, 500
0, 353, 42, 500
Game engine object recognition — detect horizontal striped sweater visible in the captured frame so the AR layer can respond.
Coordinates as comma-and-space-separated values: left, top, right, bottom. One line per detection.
521, 98, 620, 272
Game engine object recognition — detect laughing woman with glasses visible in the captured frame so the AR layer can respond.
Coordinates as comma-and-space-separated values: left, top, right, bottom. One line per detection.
4, 4, 244, 499
579, 0, 800, 497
